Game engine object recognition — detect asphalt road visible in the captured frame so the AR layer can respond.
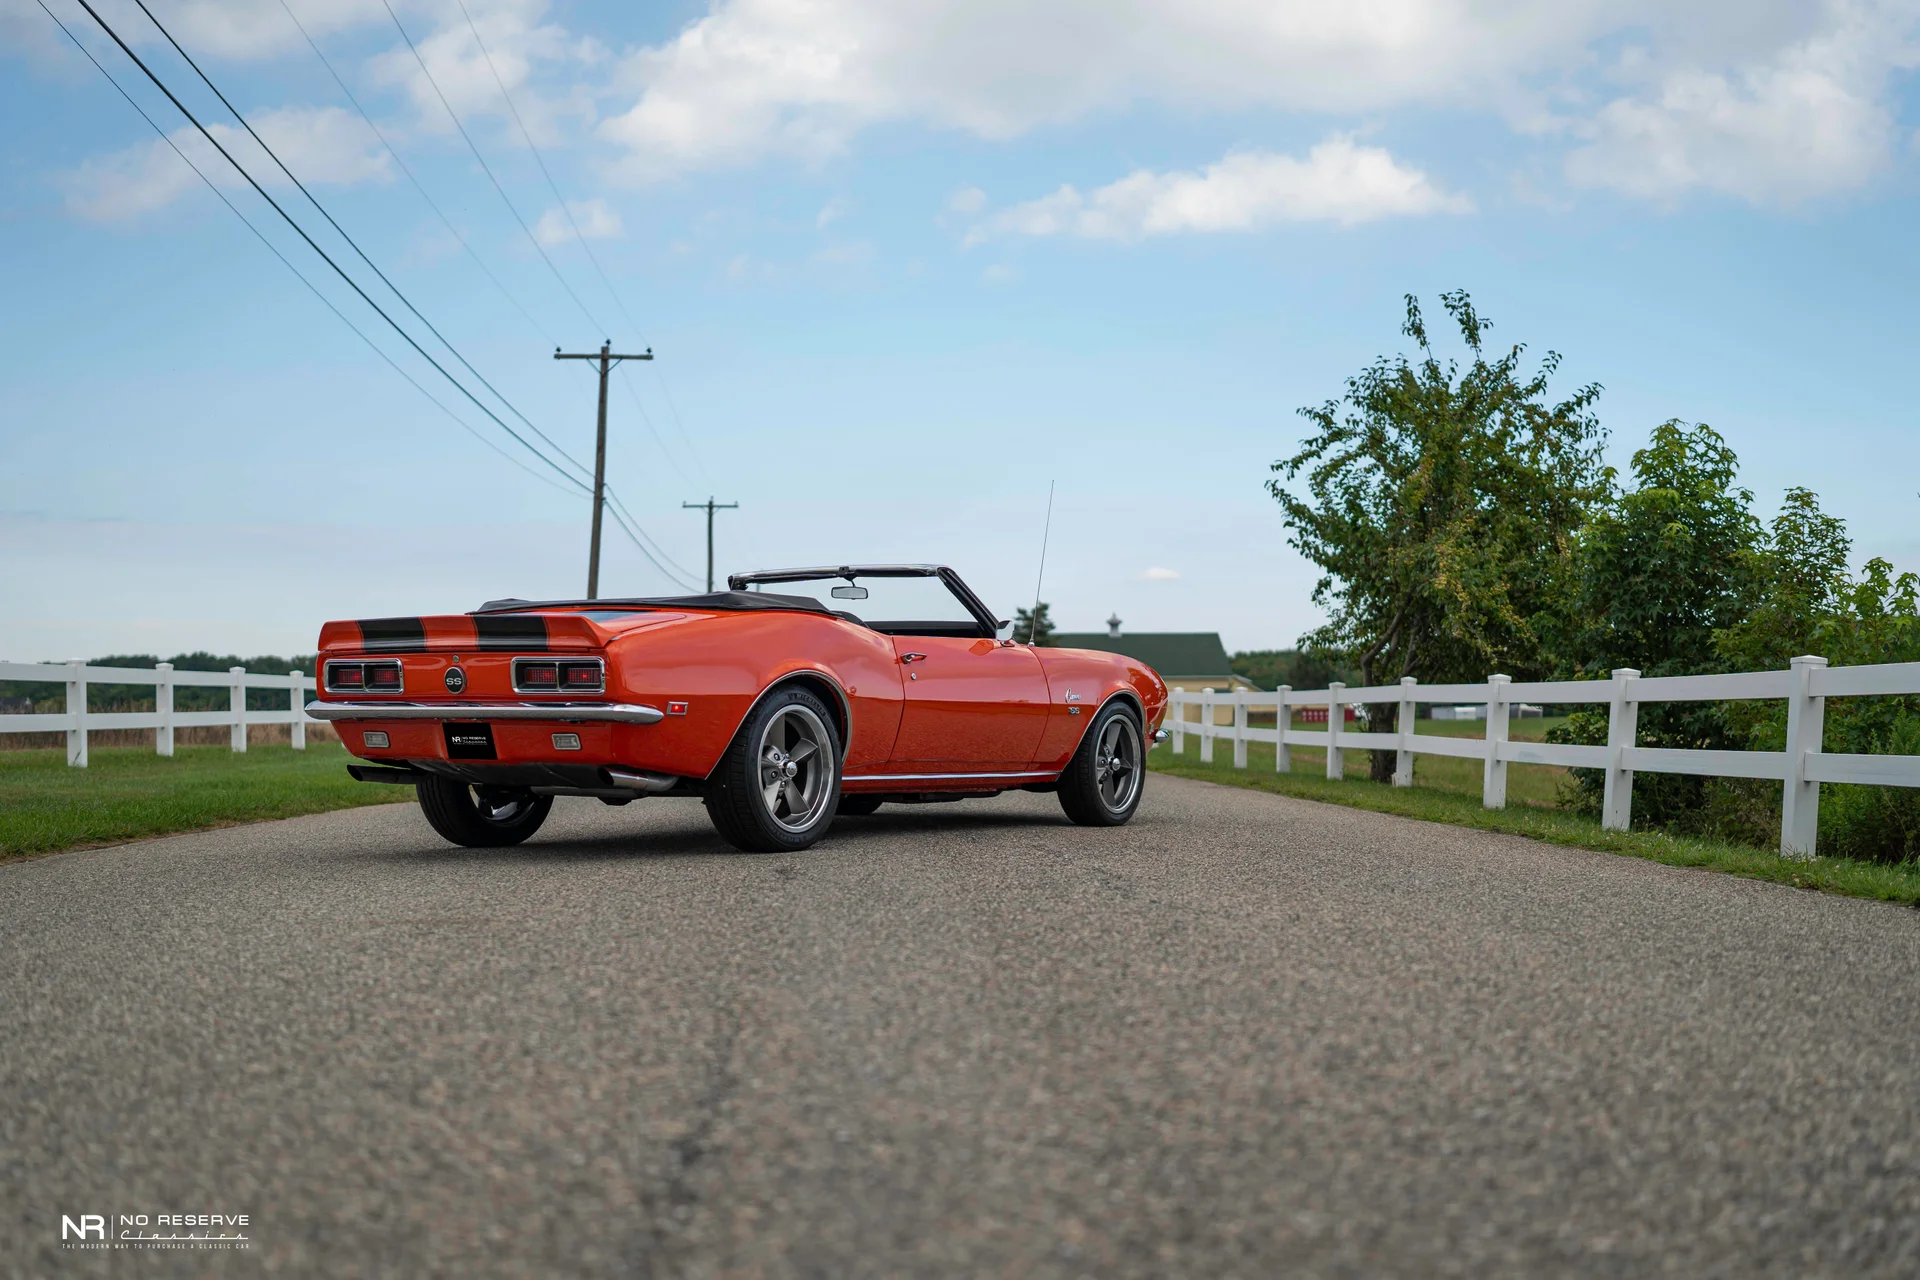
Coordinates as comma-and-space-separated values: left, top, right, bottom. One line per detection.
4, 775, 1918, 1278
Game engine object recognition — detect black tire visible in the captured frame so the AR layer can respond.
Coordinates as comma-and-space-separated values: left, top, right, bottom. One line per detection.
1057, 702, 1146, 827
416, 776, 553, 847
836, 794, 884, 817
706, 686, 842, 853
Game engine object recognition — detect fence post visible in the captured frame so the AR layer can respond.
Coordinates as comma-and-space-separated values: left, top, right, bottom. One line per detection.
1601, 668, 1641, 832
66, 659, 88, 768
155, 662, 174, 757
1327, 682, 1345, 779
1482, 674, 1511, 809
289, 671, 307, 750
1395, 676, 1416, 787
1170, 688, 1186, 754
1780, 654, 1828, 859
1199, 688, 1215, 763
1232, 692, 1248, 769
1275, 685, 1291, 774
230, 666, 248, 753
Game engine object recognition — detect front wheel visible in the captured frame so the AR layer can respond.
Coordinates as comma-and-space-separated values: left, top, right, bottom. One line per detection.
1057, 703, 1146, 827
706, 686, 842, 852
416, 776, 553, 847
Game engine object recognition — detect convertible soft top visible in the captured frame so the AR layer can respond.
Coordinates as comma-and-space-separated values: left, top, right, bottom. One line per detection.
473, 591, 832, 616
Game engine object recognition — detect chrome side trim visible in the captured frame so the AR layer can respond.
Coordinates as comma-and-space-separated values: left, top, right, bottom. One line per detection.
306, 700, 663, 724
843, 770, 1060, 783
605, 767, 678, 794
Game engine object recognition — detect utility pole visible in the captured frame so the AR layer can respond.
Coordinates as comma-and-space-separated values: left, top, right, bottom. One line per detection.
554, 341, 652, 598
682, 497, 739, 592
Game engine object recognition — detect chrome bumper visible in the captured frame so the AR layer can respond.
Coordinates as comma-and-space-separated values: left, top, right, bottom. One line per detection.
1150, 727, 1170, 749
306, 700, 664, 725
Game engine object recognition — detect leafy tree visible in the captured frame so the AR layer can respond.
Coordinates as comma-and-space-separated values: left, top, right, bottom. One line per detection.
1548, 422, 1765, 826
1271, 291, 1609, 779
1716, 493, 1920, 860
1012, 602, 1055, 645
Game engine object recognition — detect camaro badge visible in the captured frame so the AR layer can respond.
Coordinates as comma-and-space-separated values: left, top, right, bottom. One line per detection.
444, 666, 467, 694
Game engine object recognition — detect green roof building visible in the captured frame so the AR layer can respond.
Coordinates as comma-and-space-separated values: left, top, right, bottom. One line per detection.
1052, 616, 1254, 692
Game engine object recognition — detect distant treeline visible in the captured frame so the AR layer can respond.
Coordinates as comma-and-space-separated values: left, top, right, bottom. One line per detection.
1228, 649, 1357, 692
0, 652, 320, 713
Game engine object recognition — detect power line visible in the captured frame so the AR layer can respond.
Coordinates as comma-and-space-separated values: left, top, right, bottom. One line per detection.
453, 0, 641, 338
273, 0, 559, 350
380, 0, 607, 336
48, 0, 697, 593
34, 0, 577, 498
127, 0, 594, 490
72, 0, 589, 495
449, 0, 716, 490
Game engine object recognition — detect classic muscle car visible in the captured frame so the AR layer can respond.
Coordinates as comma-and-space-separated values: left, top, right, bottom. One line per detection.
309, 565, 1169, 852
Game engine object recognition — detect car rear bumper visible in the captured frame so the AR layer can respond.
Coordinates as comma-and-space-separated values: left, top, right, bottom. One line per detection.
307, 700, 664, 724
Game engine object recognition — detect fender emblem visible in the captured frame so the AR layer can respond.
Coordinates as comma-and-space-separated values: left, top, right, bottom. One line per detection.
1064, 689, 1081, 702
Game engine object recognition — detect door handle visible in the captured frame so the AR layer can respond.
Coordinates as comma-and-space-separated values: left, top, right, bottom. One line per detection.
900, 652, 927, 664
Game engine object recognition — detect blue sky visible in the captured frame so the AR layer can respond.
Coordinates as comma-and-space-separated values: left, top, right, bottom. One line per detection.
3, 0, 1918, 661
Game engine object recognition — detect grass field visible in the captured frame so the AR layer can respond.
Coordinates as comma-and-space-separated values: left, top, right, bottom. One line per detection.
0, 744, 405, 861
1150, 719, 1920, 905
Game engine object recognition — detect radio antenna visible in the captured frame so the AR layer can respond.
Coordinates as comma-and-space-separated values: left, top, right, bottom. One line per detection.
1028, 480, 1054, 644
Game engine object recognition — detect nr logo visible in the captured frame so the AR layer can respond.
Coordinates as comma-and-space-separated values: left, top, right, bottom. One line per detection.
62, 1215, 106, 1240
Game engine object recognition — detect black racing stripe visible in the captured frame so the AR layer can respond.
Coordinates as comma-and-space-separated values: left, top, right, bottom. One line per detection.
355, 617, 428, 653
473, 614, 551, 652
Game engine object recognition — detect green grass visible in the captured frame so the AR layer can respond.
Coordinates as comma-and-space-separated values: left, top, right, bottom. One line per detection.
0, 744, 406, 861
1152, 730, 1920, 906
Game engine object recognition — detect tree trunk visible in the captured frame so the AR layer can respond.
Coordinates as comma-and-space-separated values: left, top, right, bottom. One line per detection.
1368, 701, 1398, 782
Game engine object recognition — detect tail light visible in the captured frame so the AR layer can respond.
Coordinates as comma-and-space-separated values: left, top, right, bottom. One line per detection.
513, 657, 604, 694
326, 660, 402, 693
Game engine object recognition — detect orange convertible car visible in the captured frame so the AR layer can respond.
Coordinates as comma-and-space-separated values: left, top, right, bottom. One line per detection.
309, 565, 1169, 852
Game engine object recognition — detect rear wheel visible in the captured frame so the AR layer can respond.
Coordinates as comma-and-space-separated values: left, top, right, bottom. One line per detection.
416, 776, 553, 847
836, 794, 884, 817
1058, 702, 1145, 827
706, 687, 842, 852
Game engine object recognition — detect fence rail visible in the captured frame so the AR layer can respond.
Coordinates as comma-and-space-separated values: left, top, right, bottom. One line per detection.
1166, 655, 1920, 860
0, 661, 319, 766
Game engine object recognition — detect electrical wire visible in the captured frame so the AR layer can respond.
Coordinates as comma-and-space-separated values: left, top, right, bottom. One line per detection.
273, 0, 558, 350
70, 0, 589, 495
35, 0, 579, 498
449, 0, 715, 490
127, 0, 594, 490
379, 0, 607, 336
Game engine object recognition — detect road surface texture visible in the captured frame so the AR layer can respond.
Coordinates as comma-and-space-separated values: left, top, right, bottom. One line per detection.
4, 775, 1918, 1278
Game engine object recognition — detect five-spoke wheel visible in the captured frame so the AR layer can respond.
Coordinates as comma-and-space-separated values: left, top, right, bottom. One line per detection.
1058, 701, 1146, 826
706, 685, 843, 852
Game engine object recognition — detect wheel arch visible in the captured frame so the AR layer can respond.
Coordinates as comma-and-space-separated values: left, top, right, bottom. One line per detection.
1065, 687, 1145, 758
738, 669, 854, 762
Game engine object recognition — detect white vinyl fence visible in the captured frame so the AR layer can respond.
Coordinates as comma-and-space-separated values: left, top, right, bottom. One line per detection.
0, 661, 319, 767
1167, 655, 1920, 860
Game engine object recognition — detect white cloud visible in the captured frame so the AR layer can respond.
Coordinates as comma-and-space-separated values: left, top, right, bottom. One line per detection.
533, 197, 623, 245
598, 0, 1920, 208
1564, 8, 1912, 204
815, 196, 852, 228
946, 185, 987, 213
971, 139, 1470, 243
367, 0, 595, 145
1139, 567, 1181, 580
63, 105, 390, 222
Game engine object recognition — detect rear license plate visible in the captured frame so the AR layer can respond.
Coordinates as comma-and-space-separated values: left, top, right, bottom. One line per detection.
443, 722, 497, 760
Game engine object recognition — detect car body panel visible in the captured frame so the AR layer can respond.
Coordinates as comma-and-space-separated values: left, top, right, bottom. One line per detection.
885, 636, 1051, 769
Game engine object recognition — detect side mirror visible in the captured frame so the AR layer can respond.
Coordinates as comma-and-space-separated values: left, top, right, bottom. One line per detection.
831, 584, 869, 601
995, 619, 1014, 640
